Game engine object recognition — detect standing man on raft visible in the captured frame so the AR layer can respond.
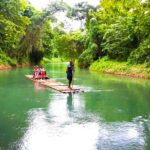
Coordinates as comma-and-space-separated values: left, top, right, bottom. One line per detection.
66, 61, 74, 89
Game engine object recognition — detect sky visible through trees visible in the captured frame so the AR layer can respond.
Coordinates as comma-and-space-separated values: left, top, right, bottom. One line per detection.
28, 0, 99, 10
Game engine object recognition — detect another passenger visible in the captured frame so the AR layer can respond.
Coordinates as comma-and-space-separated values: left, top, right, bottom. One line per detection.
33, 65, 40, 79
33, 65, 48, 79
40, 66, 46, 79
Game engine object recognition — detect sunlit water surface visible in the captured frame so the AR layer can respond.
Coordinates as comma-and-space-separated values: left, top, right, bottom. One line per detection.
0, 63, 150, 150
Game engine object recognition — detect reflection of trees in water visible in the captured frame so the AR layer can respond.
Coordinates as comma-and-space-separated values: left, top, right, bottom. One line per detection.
67, 93, 73, 111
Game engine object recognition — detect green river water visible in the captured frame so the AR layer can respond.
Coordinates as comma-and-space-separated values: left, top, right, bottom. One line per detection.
0, 63, 150, 150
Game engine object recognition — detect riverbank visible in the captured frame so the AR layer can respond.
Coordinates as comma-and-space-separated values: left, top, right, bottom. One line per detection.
0, 63, 30, 70
0, 64, 12, 70
0, 57, 64, 71
90, 57, 150, 79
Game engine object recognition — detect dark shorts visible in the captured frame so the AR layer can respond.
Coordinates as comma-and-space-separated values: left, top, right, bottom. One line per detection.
67, 72, 72, 81
67, 76, 72, 81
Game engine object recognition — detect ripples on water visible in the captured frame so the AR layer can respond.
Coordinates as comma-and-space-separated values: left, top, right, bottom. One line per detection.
14, 92, 147, 150
1, 67, 150, 150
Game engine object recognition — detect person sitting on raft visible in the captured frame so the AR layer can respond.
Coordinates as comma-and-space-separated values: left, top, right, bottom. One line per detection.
33, 65, 40, 79
40, 66, 47, 79
33, 66, 47, 79
66, 61, 74, 89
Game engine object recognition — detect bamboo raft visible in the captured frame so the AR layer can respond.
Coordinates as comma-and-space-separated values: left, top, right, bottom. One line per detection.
25, 75, 83, 94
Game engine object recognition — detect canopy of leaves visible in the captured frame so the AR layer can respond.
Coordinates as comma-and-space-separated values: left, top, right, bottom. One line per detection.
78, 0, 150, 67
0, 0, 71, 65
1, 0, 149, 68
45, 0, 69, 15
51, 29, 85, 61
0, 0, 30, 56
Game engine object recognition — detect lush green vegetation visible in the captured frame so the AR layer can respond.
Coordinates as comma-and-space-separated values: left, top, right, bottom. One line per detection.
0, 0, 30, 65
79, 0, 150, 68
90, 57, 150, 78
0, 0, 150, 78
0, 0, 84, 65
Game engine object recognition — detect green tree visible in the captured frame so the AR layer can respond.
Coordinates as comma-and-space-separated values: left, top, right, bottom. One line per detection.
18, 0, 69, 64
0, 0, 30, 57
52, 30, 84, 61
78, 0, 150, 67
67, 2, 97, 29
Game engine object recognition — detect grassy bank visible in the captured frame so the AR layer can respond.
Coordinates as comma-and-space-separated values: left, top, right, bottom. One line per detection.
90, 57, 150, 79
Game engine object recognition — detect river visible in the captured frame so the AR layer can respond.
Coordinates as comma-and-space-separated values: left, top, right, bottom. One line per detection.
0, 63, 150, 150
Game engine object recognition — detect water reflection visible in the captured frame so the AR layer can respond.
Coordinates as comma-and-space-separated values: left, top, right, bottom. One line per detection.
33, 82, 45, 91
96, 121, 145, 150
17, 92, 147, 150
67, 93, 73, 111
18, 93, 99, 150
1, 64, 150, 149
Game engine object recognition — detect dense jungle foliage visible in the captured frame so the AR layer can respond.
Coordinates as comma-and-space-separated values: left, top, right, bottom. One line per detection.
0, 0, 150, 73
79, 0, 150, 68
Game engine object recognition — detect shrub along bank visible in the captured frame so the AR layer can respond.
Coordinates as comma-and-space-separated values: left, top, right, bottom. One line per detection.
90, 57, 150, 79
